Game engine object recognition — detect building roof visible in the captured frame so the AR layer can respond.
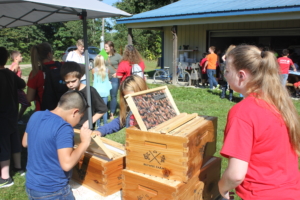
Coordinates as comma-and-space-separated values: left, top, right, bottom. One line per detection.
117, 0, 300, 24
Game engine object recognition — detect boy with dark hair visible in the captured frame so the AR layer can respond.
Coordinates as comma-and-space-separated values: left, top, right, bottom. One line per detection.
278, 49, 296, 86
22, 90, 93, 199
61, 61, 108, 129
0, 47, 26, 188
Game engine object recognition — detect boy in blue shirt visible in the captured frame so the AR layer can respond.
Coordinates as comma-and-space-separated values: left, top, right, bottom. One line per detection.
22, 90, 93, 199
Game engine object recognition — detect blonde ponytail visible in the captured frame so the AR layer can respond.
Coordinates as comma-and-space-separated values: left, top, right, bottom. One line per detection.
94, 55, 106, 80
228, 45, 300, 155
30, 42, 52, 78
30, 45, 40, 78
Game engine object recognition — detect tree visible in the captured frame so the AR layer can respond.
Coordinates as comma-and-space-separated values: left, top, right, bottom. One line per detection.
112, 0, 179, 60
0, 25, 47, 62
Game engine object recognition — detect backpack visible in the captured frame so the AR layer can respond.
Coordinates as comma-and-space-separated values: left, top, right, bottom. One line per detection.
131, 64, 144, 78
41, 61, 68, 111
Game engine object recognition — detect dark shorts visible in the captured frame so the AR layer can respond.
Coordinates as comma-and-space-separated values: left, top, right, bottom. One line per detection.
0, 131, 22, 161
18, 89, 31, 107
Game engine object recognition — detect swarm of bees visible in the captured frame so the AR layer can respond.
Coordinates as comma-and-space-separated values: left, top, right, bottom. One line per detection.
132, 90, 177, 129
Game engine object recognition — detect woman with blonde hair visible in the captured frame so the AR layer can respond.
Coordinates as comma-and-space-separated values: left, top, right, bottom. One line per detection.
116, 45, 145, 82
92, 55, 112, 126
94, 75, 148, 136
219, 45, 300, 199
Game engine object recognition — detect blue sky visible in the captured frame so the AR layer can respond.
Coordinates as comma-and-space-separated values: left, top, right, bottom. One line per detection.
102, 0, 121, 6
102, 0, 123, 28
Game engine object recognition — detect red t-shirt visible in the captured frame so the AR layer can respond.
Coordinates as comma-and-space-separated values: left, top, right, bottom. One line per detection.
278, 57, 294, 74
116, 60, 145, 82
221, 96, 300, 200
27, 70, 44, 111
200, 58, 207, 74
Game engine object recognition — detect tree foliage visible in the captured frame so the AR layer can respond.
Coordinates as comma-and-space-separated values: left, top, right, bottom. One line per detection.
112, 0, 178, 60
0, 0, 176, 61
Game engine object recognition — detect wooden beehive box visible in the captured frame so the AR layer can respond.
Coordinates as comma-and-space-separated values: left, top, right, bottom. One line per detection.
72, 130, 126, 196
122, 169, 204, 200
200, 157, 221, 200
125, 86, 217, 182
122, 156, 221, 200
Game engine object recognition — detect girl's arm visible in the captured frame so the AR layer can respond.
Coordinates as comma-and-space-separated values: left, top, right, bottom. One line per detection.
27, 87, 36, 102
22, 132, 28, 147
218, 157, 248, 199
94, 117, 123, 137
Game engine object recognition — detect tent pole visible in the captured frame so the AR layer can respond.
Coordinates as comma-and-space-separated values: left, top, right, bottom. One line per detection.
82, 9, 93, 129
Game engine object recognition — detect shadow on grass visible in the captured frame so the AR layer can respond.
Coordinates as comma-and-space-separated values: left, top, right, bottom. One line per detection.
206, 89, 243, 103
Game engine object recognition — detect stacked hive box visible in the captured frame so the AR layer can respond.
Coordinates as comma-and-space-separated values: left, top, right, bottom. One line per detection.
122, 86, 221, 200
72, 130, 126, 196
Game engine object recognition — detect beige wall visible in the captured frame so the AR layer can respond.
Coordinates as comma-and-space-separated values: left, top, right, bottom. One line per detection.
163, 20, 300, 68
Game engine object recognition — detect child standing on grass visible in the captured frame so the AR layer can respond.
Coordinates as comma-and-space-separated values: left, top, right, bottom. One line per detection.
92, 55, 112, 127
9, 51, 31, 124
203, 46, 218, 90
22, 90, 93, 199
60, 61, 108, 129
219, 45, 300, 200
278, 49, 296, 86
0, 47, 26, 188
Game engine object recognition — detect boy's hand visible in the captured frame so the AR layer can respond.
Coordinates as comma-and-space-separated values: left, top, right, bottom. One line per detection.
79, 126, 92, 146
82, 121, 89, 129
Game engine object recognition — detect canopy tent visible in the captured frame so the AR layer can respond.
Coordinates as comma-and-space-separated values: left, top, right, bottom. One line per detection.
0, 0, 131, 129
0, 0, 130, 28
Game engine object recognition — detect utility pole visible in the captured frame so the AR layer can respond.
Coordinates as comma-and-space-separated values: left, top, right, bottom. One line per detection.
99, 0, 104, 50
100, 17, 105, 50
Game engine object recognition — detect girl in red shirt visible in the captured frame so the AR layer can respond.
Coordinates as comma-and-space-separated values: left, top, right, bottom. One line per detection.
219, 45, 300, 200
116, 45, 145, 82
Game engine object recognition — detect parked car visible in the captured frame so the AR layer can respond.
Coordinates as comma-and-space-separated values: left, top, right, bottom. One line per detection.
62, 46, 100, 68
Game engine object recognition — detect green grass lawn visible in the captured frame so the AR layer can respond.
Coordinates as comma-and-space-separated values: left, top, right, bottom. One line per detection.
2, 60, 300, 199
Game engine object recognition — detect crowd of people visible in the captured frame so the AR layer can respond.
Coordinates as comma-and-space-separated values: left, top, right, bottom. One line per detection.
1, 41, 300, 200
0, 40, 146, 194
198, 44, 300, 101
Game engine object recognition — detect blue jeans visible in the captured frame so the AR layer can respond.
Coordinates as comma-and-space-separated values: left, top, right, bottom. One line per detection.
109, 78, 119, 114
96, 97, 108, 127
26, 185, 74, 200
280, 74, 288, 86
207, 69, 218, 89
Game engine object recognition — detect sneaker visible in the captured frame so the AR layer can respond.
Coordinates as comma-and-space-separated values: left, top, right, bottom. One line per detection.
13, 168, 26, 176
0, 177, 14, 188
18, 120, 26, 125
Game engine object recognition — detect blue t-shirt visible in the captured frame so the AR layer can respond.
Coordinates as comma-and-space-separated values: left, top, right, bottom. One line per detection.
25, 110, 74, 192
